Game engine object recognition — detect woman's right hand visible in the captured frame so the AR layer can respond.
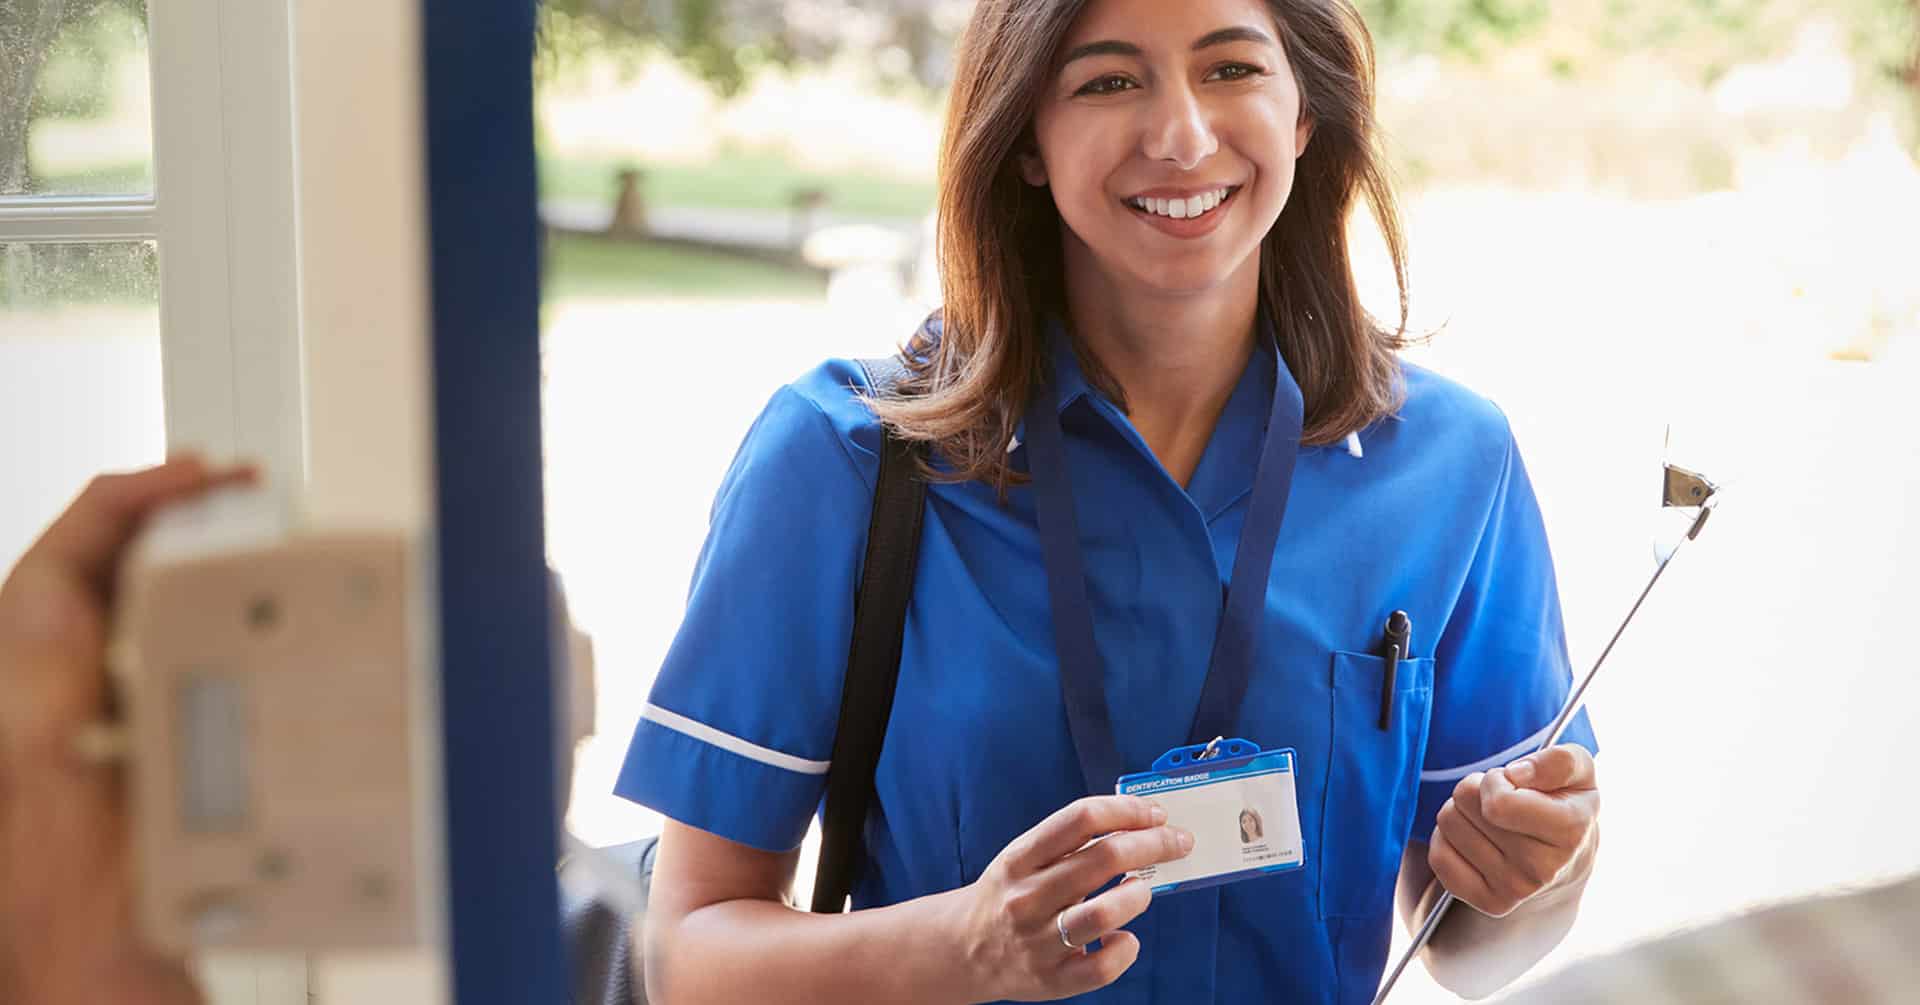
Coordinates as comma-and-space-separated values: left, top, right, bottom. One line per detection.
945, 795, 1194, 1002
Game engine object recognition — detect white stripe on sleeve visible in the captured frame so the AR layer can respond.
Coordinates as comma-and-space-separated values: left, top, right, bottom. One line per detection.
1419, 721, 1560, 783
641, 703, 832, 776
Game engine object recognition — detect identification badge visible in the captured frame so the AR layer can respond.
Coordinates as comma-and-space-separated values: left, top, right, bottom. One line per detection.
1117, 738, 1305, 895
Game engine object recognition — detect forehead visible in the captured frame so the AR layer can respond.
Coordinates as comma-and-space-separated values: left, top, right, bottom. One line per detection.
1061, 0, 1280, 47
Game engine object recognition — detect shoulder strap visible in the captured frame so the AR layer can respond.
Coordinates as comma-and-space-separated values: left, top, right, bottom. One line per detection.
810, 358, 928, 912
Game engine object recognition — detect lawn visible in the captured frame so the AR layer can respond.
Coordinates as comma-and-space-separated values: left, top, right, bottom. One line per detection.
28, 159, 856, 303
39, 151, 937, 222
543, 232, 824, 301
16, 162, 151, 197
6, 220, 819, 306
539, 149, 936, 220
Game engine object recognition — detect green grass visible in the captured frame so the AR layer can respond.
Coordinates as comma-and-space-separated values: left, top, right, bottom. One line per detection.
540, 149, 936, 220
28, 162, 152, 196
25, 164, 842, 303
543, 232, 823, 301
40, 150, 936, 219
0, 242, 158, 307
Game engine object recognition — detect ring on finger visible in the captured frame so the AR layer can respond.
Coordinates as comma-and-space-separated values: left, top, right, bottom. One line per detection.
1056, 908, 1079, 950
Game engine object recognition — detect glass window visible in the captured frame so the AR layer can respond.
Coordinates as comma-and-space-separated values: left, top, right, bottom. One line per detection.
0, 241, 164, 568
1, 0, 154, 196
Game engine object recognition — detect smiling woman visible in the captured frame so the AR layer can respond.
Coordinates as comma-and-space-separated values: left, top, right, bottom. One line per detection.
625, 3, 1601, 1004
871, 0, 1410, 494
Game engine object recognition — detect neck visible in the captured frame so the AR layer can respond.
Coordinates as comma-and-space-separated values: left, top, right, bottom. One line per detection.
1062, 248, 1262, 487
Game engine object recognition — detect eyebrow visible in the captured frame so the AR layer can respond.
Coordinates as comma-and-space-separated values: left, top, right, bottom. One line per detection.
1060, 25, 1278, 69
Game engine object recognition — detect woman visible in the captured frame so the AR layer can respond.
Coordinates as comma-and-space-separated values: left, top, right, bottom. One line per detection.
624, 1, 1601, 1002
1239, 808, 1264, 845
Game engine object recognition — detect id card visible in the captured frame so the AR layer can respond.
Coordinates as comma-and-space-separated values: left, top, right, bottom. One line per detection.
1117, 739, 1305, 895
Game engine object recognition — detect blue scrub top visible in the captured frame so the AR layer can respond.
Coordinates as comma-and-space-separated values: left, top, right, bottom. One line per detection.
616, 330, 1598, 1004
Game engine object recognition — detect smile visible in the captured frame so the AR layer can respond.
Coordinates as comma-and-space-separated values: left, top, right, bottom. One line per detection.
1124, 185, 1242, 220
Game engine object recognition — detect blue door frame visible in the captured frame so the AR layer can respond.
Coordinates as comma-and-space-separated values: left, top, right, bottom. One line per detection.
422, 2, 566, 1001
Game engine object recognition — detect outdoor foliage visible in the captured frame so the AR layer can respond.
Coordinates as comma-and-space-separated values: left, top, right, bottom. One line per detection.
539, 0, 974, 94
0, 0, 146, 192
541, 0, 1918, 106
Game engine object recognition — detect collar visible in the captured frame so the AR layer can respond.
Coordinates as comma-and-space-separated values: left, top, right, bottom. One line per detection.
1045, 312, 1290, 407
1044, 314, 1098, 415
1006, 317, 1094, 454
1009, 314, 1363, 461
1013, 313, 1277, 433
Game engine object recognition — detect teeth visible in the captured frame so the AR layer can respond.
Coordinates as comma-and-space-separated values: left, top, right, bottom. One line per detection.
1130, 187, 1233, 220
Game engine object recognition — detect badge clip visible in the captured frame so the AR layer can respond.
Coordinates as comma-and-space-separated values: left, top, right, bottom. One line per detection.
1150, 736, 1260, 773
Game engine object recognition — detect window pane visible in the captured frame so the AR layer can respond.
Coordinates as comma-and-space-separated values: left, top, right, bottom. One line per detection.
1, 0, 154, 196
0, 241, 164, 569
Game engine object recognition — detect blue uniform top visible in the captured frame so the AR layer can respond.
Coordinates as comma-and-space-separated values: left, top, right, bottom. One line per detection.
616, 332, 1598, 1004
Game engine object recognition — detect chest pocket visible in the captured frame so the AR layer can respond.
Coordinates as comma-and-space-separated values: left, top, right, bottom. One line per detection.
1318, 650, 1435, 920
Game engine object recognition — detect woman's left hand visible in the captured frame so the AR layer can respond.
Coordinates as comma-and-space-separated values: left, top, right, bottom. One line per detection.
1427, 744, 1599, 918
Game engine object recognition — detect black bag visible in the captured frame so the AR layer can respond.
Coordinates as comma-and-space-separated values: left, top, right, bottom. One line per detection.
560, 357, 928, 1005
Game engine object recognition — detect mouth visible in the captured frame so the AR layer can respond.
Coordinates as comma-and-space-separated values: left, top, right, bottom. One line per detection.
1124, 185, 1243, 222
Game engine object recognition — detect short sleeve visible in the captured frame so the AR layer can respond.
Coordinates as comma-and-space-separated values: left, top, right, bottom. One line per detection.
613, 381, 874, 852
1412, 427, 1599, 843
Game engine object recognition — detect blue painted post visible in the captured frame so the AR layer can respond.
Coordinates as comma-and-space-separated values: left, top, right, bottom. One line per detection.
420, 1, 564, 1001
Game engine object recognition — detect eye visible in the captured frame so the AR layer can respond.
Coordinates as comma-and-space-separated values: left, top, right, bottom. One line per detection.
1207, 62, 1264, 82
1074, 74, 1137, 97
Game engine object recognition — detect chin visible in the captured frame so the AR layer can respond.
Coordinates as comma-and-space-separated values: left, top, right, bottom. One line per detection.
1128, 257, 1251, 298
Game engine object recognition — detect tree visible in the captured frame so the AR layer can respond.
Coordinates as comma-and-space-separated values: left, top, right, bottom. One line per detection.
1354, 0, 1550, 58
535, 0, 1567, 92
537, 0, 970, 95
0, 0, 145, 194
543, 0, 1917, 133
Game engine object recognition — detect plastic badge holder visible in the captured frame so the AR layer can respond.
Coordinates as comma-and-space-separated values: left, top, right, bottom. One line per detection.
1118, 738, 1305, 895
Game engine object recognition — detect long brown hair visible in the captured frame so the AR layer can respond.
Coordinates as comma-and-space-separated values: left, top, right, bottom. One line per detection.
872, 0, 1411, 495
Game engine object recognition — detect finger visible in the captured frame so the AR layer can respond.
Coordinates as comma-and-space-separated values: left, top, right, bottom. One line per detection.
1479, 766, 1591, 846
1450, 771, 1489, 813
1426, 829, 1499, 915
31, 460, 257, 587
1440, 797, 1558, 907
1002, 797, 1166, 874
1056, 877, 1152, 954
1452, 772, 1485, 817
1434, 800, 1508, 882
1052, 930, 1141, 997
1034, 825, 1191, 904
1455, 773, 1558, 856
1505, 744, 1596, 793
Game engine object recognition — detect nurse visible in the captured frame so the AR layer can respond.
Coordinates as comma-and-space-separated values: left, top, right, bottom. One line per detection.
621, 1, 1601, 1002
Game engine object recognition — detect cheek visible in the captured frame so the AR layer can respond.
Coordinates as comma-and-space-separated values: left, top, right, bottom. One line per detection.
1242, 115, 1305, 212
1045, 152, 1130, 235
1032, 112, 1127, 198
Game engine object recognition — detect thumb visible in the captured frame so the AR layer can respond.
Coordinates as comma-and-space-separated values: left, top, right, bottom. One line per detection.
1504, 745, 1594, 792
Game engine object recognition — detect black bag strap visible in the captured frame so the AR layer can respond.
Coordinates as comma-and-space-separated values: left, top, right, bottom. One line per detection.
810, 357, 928, 913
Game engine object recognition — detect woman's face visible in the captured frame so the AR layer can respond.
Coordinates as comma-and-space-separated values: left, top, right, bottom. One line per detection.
1025, 0, 1311, 298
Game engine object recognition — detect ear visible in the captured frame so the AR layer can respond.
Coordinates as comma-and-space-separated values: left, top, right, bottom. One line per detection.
1018, 150, 1050, 187
1295, 115, 1315, 159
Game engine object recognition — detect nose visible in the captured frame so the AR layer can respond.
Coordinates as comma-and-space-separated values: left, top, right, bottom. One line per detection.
1141, 82, 1218, 171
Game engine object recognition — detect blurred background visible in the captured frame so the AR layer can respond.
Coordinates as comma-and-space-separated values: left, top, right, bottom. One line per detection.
527, 3, 1920, 1001
4, 0, 1916, 1000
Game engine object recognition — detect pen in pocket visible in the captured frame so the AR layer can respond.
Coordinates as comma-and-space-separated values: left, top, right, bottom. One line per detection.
1378, 611, 1411, 731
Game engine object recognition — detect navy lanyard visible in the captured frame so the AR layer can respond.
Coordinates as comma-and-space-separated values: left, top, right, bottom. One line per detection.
1026, 335, 1306, 795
